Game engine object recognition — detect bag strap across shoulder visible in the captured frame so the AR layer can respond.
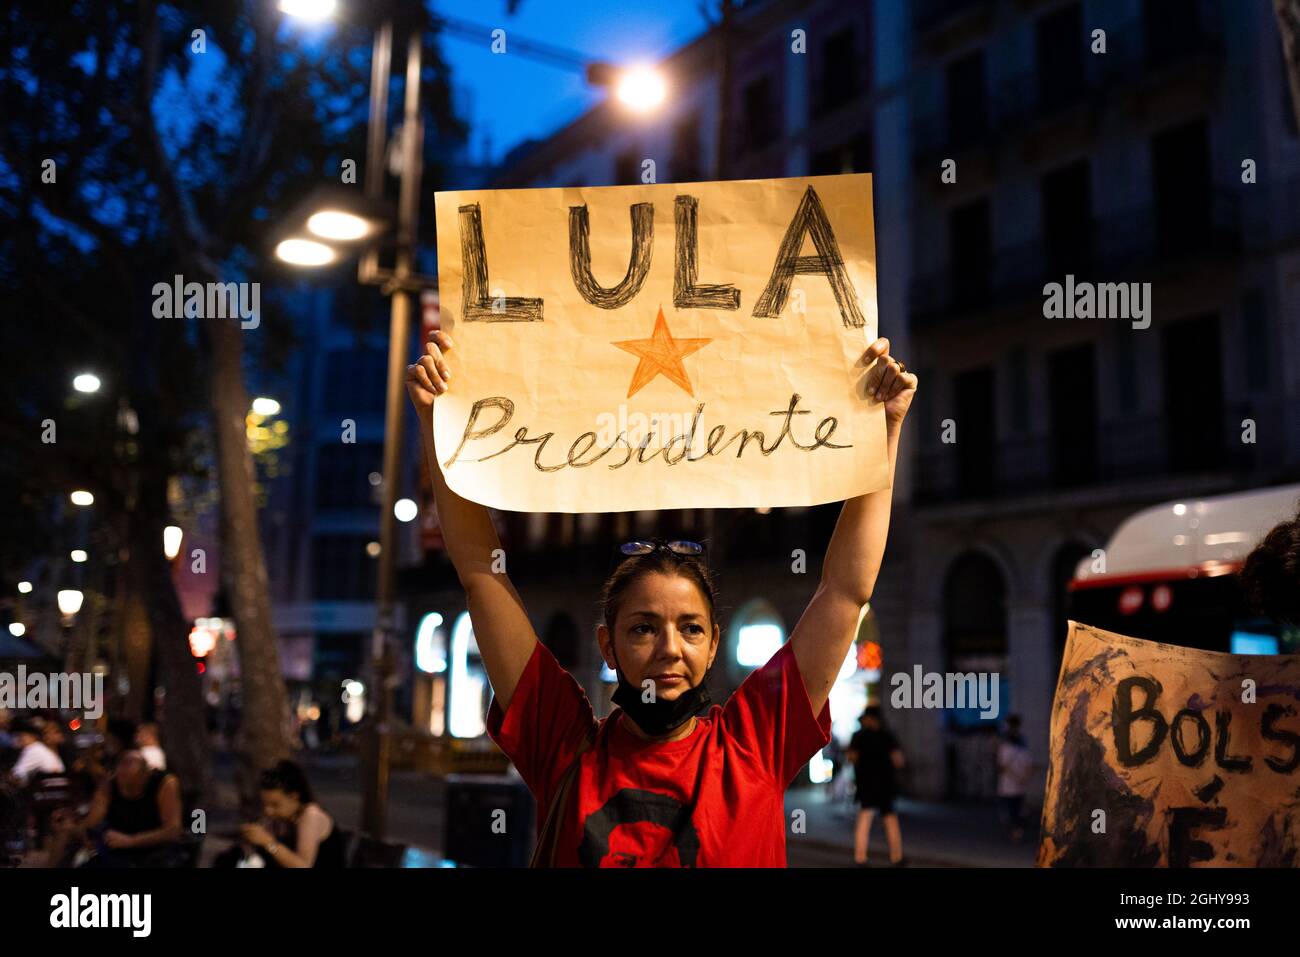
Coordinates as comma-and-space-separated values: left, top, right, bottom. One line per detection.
529, 726, 597, 868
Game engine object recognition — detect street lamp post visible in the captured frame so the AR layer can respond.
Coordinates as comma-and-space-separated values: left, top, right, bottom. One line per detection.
359, 21, 425, 842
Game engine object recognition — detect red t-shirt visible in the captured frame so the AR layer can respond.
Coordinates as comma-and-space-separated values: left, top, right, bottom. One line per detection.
486, 640, 831, 867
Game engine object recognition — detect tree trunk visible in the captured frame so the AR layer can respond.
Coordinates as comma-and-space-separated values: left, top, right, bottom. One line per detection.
204, 312, 291, 817
127, 474, 213, 811
1278, 0, 1300, 132
120, 590, 152, 723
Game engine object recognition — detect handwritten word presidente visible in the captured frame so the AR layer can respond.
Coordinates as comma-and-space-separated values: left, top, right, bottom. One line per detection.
1113, 676, 1300, 774
443, 393, 849, 472
457, 186, 866, 329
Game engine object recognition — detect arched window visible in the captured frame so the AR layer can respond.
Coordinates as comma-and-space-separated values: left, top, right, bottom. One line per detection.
942, 552, 1009, 798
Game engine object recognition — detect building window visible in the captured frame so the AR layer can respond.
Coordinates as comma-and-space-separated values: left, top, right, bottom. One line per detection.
1041, 160, 1092, 276
314, 632, 366, 683
1242, 290, 1270, 391
672, 113, 702, 182
811, 131, 871, 175
1143, 0, 1207, 67
1162, 314, 1224, 473
818, 26, 858, 115
322, 349, 387, 415
1115, 328, 1138, 412
953, 366, 995, 496
739, 74, 779, 156
312, 534, 377, 601
1035, 2, 1084, 110
916, 365, 935, 447
1151, 118, 1210, 256
316, 443, 383, 509
950, 197, 991, 309
945, 50, 987, 148
1007, 348, 1028, 433
1048, 343, 1098, 486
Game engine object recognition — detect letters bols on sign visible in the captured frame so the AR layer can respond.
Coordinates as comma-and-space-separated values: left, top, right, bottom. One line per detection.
1039, 622, 1300, 867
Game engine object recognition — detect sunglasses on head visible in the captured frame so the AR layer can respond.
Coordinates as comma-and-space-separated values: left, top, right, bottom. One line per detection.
618, 538, 705, 558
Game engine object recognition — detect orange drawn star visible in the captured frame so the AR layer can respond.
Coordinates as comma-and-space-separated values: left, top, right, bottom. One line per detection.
611, 306, 713, 398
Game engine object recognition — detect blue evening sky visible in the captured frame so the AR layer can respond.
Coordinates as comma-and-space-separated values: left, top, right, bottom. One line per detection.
432, 0, 713, 164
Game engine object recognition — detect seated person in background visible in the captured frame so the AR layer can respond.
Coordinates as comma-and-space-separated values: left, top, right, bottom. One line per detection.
8, 718, 65, 786
77, 751, 184, 867
42, 720, 77, 771
238, 760, 346, 868
134, 723, 167, 771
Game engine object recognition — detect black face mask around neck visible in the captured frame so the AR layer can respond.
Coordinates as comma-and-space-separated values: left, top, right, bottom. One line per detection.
610, 665, 713, 738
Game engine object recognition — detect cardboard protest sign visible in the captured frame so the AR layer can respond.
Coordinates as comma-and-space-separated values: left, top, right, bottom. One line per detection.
1039, 622, 1300, 867
431, 174, 886, 512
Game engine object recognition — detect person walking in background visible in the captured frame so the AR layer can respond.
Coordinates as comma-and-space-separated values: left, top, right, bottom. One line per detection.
996, 714, 1033, 843
847, 705, 905, 866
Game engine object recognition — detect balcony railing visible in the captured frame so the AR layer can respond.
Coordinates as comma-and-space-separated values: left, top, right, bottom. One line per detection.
915, 403, 1263, 506
910, 190, 1242, 324
915, 0, 994, 36
913, 6, 1223, 158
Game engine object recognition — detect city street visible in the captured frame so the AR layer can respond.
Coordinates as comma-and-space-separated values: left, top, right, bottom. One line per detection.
196, 750, 1036, 868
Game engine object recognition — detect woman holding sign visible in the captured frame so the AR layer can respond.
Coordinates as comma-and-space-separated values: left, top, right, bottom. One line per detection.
407, 327, 916, 867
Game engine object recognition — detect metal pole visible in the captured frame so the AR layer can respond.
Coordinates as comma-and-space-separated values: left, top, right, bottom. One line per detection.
713, 0, 733, 181
361, 22, 424, 841
359, 20, 392, 287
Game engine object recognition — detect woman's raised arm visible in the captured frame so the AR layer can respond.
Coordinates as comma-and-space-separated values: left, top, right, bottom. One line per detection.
407, 329, 539, 711
789, 337, 917, 715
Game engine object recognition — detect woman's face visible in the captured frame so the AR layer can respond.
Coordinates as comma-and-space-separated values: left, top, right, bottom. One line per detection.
261, 788, 301, 821
598, 571, 719, 701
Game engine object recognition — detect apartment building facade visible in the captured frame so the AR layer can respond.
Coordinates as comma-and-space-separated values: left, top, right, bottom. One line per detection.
903, 0, 1300, 798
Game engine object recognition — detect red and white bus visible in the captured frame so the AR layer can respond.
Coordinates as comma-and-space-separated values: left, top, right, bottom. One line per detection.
1068, 483, 1300, 654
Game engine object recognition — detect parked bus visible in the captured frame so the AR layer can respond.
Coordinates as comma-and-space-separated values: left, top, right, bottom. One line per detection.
1068, 483, 1300, 654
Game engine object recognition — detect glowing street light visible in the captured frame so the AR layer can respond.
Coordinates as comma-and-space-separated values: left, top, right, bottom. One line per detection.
394, 498, 418, 523
615, 67, 667, 111
275, 238, 336, 267
18, 581, 33, 594
57, 589, 84, 616
70, 490, 94, 506
251, 397, 281, 416
8, 622, 25, 637
278, 0, 336, 20
307, 210, 373, 241
70, 549, 88, 563
164, 526, 183, 560
73, 373, 101, 394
